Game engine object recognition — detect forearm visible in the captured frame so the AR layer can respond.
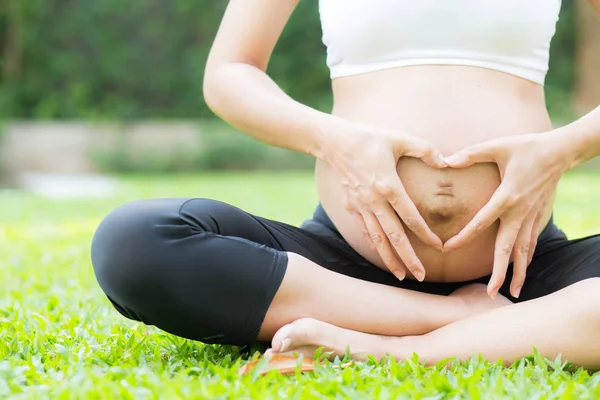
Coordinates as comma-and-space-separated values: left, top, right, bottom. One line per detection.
203, 63, 351, 162
557, 105, 600, 169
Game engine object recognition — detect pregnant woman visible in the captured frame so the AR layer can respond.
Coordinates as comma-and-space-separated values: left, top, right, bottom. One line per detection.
91, 0, 600, 369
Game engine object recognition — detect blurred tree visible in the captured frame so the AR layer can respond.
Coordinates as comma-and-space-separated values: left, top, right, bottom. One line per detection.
574, 0, 600, 115
2, 0, 23, 81
546, 0, 577, 122
0, 0, 23, 116
0, 0, 581, 121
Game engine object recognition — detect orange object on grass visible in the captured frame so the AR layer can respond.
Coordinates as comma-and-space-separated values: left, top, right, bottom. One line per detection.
238, 355, 319, 376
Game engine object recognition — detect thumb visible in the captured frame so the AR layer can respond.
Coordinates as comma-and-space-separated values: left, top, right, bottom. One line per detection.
421, 147, 448, 169
402, 137, 447, 168
444, 142, 497, 168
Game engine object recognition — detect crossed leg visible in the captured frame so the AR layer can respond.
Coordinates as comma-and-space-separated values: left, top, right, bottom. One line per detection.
256, 253, 511, 340
268, 278, 600, 370
92, 199, 600, 369
92, 199, 510, 347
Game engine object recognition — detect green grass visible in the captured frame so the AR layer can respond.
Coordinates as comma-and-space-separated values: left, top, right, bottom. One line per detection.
1, 170, 600, 399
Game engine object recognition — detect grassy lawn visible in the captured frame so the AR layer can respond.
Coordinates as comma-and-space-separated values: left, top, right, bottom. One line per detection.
1, 170, 600, 399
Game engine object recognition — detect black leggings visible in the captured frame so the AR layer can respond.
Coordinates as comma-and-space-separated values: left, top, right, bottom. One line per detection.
91, 198, 600, 346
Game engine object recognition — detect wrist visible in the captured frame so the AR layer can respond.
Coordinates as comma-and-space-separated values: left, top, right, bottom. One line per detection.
555, 106, 600, 169
541, 129, 576, 172
553, 125, 598, 171
312, 116, 370, 163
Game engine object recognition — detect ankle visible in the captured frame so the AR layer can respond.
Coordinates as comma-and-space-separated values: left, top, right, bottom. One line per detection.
446, 296, 473, 324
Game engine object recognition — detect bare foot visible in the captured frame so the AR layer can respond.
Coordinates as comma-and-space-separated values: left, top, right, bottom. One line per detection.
265, 286, 510, 361
450, 283, 513, 316
266, 318, 391, 361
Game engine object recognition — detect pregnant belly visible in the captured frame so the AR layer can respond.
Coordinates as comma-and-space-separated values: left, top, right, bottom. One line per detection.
316, 159, 501, 282
316, 65, 554, 283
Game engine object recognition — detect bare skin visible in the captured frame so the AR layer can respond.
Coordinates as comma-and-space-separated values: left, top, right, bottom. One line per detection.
257, 254, 511, 340
204, 0, 556, 289
205, 0, 600, 369
267, 279, 600, 371
318, 66, 555, 283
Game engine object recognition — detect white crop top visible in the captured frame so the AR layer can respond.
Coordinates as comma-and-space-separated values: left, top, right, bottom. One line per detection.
319, 0, 562, 84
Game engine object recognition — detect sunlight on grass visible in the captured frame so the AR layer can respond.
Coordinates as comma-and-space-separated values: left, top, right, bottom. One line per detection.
1, 170, 600, 398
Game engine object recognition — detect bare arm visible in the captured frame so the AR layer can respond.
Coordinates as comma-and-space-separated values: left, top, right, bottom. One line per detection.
203, 0, 448, 281
203, 0, 348, 161
561, 106, 600, 168
441, 0, 600, 298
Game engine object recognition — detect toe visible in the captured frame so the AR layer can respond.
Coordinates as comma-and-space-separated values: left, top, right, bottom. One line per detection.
271, 323, 295, 352
264, 348, 276, 357
271, 318, 322, 353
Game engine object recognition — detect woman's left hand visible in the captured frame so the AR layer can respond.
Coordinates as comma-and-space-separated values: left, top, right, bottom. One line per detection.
442, 131, 573, 299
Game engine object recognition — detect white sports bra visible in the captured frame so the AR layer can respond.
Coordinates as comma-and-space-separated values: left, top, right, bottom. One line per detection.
319, 0, 562, 85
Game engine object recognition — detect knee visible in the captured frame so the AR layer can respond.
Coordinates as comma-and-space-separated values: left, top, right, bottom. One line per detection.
91, 198, 231, 303
91, 199, 177, 303
567, 278, 600, 315
571, 278, 600, 297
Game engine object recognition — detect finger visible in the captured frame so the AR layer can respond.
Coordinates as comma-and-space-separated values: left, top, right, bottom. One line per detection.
444, 141, 501, 168
344, 198, 374, 251
352, 211, 376, 252
375, 206, 426, 281
510, 213, 535, 298
527, 210, 545, 266
528, 205, 547, 265
422, 148, 448, 169
488, 219, 523, 298
362, 211, 408, 281
444, 188, 512, 251
377, 178, 443, 250
404, 137, 448, 169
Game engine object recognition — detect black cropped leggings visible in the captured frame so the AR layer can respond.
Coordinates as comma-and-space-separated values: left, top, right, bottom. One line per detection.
91, 198, 600, 346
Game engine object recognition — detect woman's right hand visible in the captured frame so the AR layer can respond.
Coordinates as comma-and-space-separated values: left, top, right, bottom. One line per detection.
324, 123, 447, 281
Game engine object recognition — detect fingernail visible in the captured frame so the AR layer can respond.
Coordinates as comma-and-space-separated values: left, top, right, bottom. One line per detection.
514, 286, 521, 299
437, 154, 447, 167
444, 155, 460, 165
280, 338, 291, 352
415, 271, 425, 282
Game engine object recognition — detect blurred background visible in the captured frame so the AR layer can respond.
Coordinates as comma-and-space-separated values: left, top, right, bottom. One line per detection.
0, 0, 599, 188
0, 2, 600, 395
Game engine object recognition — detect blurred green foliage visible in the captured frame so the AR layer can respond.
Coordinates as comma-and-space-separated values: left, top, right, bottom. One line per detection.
0, 0, 330, 119
0, 0, 576, 121
546, 1, 577, 123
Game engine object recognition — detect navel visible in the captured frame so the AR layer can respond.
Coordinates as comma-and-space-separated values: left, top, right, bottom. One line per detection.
436, 170, 454, 196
